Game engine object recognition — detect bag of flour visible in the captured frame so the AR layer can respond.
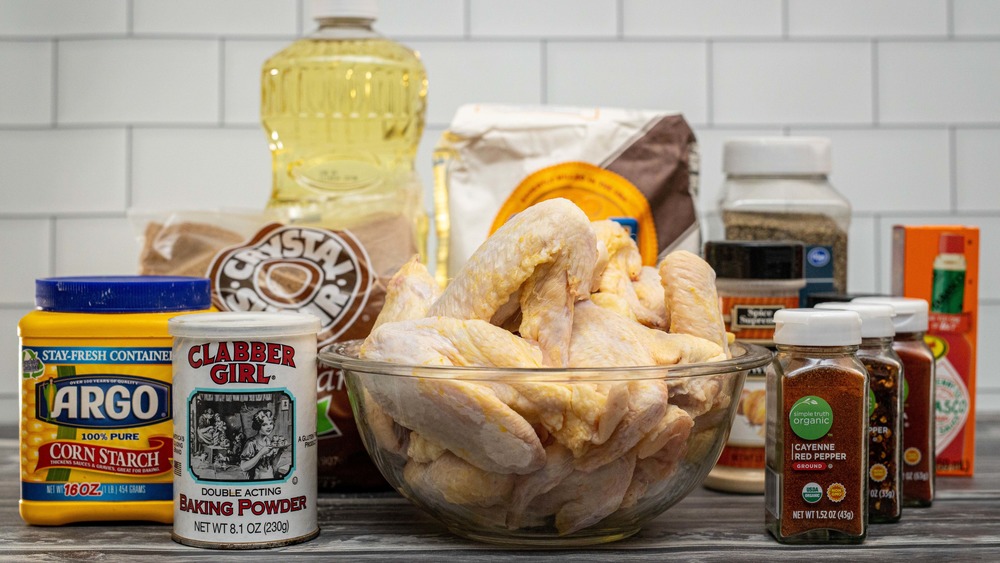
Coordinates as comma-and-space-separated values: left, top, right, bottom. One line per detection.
433, 104, 701, 283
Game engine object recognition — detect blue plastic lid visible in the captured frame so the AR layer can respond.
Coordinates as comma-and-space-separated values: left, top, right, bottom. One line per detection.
36, 276, 212, 313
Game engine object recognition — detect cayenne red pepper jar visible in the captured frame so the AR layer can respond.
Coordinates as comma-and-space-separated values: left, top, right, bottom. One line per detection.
765, 309, 868, 544
854, 296, 935, 507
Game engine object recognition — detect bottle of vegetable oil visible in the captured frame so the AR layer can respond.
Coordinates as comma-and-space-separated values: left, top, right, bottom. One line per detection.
260, 0, 428, 494
261, 0, 428, 255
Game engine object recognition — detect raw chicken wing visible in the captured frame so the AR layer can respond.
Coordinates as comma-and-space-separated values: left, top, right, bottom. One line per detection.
428, 198, 597, 366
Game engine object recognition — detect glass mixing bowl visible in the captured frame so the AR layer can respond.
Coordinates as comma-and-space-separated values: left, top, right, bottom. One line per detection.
320, 341, 772, 546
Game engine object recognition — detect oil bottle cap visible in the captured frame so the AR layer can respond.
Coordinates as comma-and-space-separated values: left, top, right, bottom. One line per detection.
940, 233, 965, 254
36, 276, 211, 313
703, 240, 804, 280
312, 0, 377, 20
723, 137, 831, 175
773, 308, 861, 346
815, 302, 895, 338
852, 296, 929, 333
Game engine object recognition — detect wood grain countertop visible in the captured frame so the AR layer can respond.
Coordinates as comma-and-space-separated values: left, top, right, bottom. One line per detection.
2, 415, 998, 561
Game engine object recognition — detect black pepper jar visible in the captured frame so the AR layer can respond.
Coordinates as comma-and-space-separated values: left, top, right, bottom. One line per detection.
817, 302, 904, 523
719, 137, 851, 299
765, 309, 868, 544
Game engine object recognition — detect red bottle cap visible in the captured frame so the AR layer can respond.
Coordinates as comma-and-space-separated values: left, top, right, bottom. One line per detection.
939, 233, 965, 254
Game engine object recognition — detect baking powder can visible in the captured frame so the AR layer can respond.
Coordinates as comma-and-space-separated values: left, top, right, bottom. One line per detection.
168, 312, 321, 549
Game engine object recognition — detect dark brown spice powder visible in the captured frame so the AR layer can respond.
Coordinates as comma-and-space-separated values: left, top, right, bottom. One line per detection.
896, 340, 936, 506
780, 366, 867, 538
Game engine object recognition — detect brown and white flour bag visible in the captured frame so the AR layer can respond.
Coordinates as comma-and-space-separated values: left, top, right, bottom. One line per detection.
433, 104, 701, 281
133, 209, 416, 491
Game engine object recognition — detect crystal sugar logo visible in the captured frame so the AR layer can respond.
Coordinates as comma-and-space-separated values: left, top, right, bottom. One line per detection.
209, 223, 373, 345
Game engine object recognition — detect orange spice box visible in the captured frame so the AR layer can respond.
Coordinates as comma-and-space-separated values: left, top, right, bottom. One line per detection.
891, 225, 979, 476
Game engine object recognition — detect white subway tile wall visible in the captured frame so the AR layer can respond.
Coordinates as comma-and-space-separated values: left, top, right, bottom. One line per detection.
787, 0, 948, 38
623, 0, 783, 38
0, 41, 52, 125
547, 42, 708, 120
132, 0, 298, 37
0, 0, 996, 422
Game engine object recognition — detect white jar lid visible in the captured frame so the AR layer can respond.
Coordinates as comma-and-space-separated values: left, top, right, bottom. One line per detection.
815, 302, 895, 338
312, 0, 377, 19
169, 312, 321, 338
723, 137, 831, 175
852, 297, 929, 333
773, 308, 861, 346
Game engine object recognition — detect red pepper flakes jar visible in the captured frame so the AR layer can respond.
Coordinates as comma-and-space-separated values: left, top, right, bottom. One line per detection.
817, 302, 903, 523
765, 309, 868, 544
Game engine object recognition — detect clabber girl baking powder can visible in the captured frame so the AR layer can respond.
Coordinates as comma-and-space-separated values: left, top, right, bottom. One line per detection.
168, 312, 321, 549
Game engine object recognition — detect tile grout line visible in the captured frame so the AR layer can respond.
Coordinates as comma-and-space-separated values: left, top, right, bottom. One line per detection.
949, 126, 958, 212
616, 0, 624, 38
126, 0, 134, 35
872, 40, 879, 125
48, 216, 57, 277
464, 0, 471, 39
540, 40, 548, 104
782, 0, 789, 39
7, 34, 999, 43
296, 0, 305, 36
219, 39, 226, 125
705, 40, 713, 126
125, 126, 133, 209
947, 0, 955, 38
872, 214, 882, 293
50, 39, 58, 125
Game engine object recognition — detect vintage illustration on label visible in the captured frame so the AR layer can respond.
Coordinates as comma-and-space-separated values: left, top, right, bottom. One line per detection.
188, 391, 294, 483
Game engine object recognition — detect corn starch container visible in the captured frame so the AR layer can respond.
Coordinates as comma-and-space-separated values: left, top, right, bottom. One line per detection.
169, 312, 321, 549
18, 276, 211, 525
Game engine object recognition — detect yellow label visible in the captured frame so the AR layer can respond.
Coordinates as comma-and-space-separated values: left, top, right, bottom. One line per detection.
490, 161, 659, 265
827, 482, 847, 503
18, 309, 207, 524
869, 463, 888, 482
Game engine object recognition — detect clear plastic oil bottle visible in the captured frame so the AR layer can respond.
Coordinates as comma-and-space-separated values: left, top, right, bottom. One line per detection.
261, 0, 428, 254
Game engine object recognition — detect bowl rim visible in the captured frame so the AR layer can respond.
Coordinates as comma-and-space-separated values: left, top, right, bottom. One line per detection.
319, 340, 773, 381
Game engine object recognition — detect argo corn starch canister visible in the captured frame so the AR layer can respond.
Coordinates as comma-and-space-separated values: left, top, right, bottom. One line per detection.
18, 276, 212, 525
168, 312, 321, 549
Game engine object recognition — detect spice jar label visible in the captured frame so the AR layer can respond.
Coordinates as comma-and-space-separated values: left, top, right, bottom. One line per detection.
780, 377, 866, 539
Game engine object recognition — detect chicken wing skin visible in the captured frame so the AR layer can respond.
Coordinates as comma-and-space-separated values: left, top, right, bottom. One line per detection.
570, 300, 724, 367
428, 198, 598, 366
403, 452, 515, 508
372, 255, 442, 330
361, 318, 546, 474
528, 454, 636, 535
572, 380, 668, 472
506, 443, 576, 530
659, 250, 731, 358
633, 266, 668, 329
620, 427, 691, 509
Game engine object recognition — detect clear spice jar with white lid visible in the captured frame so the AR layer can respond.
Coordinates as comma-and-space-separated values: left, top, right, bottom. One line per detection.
854, 296, 935, 507
817, 302, 903, 523
765, 309, 868, 544
720, 137, 850, 299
